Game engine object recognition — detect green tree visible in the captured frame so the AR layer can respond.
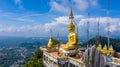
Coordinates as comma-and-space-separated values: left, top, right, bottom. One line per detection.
24, 49, 43, 67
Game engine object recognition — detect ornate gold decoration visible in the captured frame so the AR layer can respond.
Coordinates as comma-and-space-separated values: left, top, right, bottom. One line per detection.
48, 31, 54, 48
101, 44, 107, 54
108, 45, 115, 55
97, 43, 102, 52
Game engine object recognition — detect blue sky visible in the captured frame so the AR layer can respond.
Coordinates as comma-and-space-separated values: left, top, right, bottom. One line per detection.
0, 0, 120, 38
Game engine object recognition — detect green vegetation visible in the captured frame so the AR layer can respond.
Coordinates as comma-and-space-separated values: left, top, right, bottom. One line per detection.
82, 36, 120, 52
52, 39, 60, 46
24, 49, 43, 67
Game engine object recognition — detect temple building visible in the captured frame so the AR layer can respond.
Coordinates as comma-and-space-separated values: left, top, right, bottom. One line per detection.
40, 8, 85, 67
40, 8, 120, 67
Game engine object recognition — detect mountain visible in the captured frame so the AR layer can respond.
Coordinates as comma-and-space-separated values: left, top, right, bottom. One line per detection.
82, 36, 120, 52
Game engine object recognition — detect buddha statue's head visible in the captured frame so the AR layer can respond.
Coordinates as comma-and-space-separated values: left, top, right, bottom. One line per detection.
68, 21, 75, 32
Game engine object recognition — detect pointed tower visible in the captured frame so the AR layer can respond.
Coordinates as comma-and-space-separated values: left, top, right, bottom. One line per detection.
108, 45, 115, 54
101, 44, 107, 54
97, 43, 102, 52
69, 7, 74, 20
47, 30, 53, 48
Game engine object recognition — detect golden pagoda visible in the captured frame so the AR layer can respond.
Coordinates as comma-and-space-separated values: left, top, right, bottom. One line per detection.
47, 32, 54, 48
47, 31, 60, 49
108, 45, 115, 55
97, 43, 102, 52
101, 44, 107, 55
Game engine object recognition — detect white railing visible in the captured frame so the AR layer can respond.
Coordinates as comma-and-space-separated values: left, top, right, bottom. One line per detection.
109, 57, 120, 66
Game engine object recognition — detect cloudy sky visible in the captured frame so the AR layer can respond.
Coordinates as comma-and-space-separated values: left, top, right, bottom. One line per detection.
0, 0, 120, 38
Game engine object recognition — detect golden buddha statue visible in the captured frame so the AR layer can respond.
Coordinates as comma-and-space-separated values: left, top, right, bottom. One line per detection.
97, 43, 102, 52
63, 9, 78, 50
101, 44, 107, 54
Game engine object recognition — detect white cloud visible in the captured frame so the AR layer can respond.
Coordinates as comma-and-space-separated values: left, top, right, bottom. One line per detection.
50, 0, 99, 13
14, 0, 21, 4
14, 0, 24, 9
73, 0, 89, 11
105, 23, 120, 33
90, 0, 98, 6
50, 1, 69, 13
0, 14, 120, 37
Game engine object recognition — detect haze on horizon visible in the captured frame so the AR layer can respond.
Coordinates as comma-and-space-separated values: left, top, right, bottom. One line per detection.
0, 0, 120, 39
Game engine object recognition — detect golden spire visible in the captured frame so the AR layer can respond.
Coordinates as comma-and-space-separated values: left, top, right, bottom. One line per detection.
97, 43, 102, 51
108, 45, 114, 54
109, 45, 113, 50
69, 7, 74, 19
50, 30, 52, 39
103, 44, 107, 50
68, 7, 75, 32
101, 44, 107, 54
47, 30, 53, 48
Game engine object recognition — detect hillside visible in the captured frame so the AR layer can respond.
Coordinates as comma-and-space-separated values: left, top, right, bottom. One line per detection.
24, 49, 43, 67
82, 36, 120, 52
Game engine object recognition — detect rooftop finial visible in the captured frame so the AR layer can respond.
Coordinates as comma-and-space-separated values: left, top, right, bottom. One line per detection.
69, 7, 74, 19
50, 29, 52, 39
